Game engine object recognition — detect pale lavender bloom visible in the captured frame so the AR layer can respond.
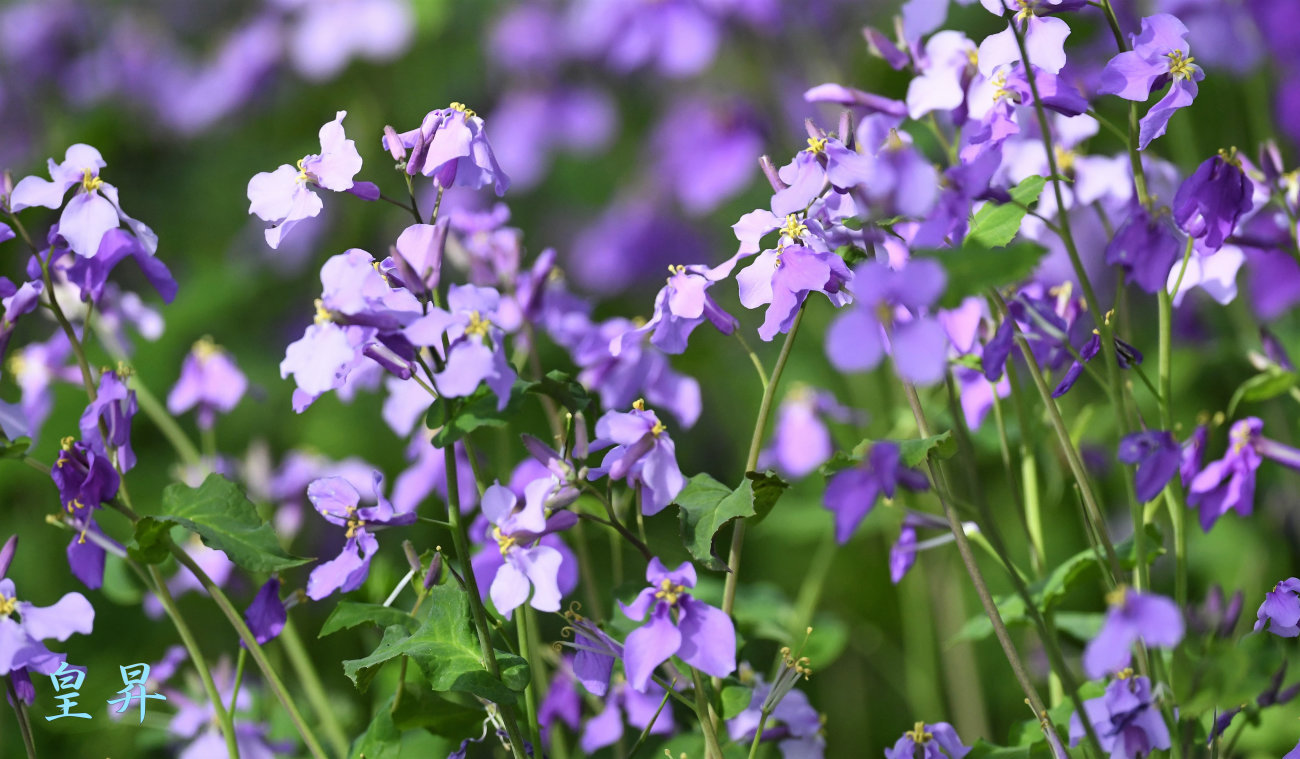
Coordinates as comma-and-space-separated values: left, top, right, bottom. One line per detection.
568, 316, 703, 428
79, 368, 138, 473
10, 143, 156, 258
885, 721, 970, 759
1186, 417, 1300, 531
759, 385, 856, 479
383, 103, 509, 195
612, 255, 743, 357
0, 536, 95, 676
588, 403, 686, 516
566, 0, 720, 78
279, 0, 413, 81
738, 243, 852, 342
976, 0, 1086, 77
824, 442, 930, 544
1166, 244, 1245, 306
906, 31, 978, 120
1083, 588, 1184, 679
5, 334, 77, 445
1097, 14, 1204, 150
247, 111, 364, 249
770, 133, 875, 217
1069, 675, 1170, 758
391, 221, 446, 298
1155, 0, 1260, 74
402, 284, 517, 410
1118, 430, 1181, 503
825, 258, 949, 385
470, 479, 574, 616
1254, 578, 1300, 637
167, 338, 247, 430
653, 97, 764, 213
305, 471, 415, 600
581, 679, 675, 752
620, 558, 736, 691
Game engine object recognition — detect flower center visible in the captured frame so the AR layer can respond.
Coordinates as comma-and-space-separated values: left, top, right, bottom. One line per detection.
632, 398, 646, 411
654, 577, 686, 606
780, 214, 808, 240
1230, 423, 1253, 453
1116, 667, 1135, 680
1166, 50, 1196, 81
0, 593, 16, 618
5, 353, 25, 378
906, 722, 933, 744
992, 73, 1014, 102
295, 158, 310, 184
493, 526, 518, 557
1015, 0, 1039, 20
313, 298, 333, 326
805, 136, 827, 155
81, 169, 102, 193
343, 505, 364, 539
466, 310, 492, 338
651, 420, 666, 437
1105, 584, 1129, 607
1054, 146, 1076, 174
193, 336, 219, 362
449, 102, 477, 119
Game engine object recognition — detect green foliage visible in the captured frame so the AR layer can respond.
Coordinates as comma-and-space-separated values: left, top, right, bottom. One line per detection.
341, 582, 529, 703
821, 431, 956, 476
1227, 368, 1298, 416
352, 704, 402, 759
930, 242, 1050, 309
966, 176, 1047, 249
0, 437, 30, 459
721, 685, 753, 719
141, 473, 307, 572
676, 471, 788, 571
319, 602, 420, 638
127, 517, 172, 565
425, 371, 589, 446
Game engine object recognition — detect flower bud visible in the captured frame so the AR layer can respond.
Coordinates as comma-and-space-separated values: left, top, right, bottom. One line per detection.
383, 125, 406, 163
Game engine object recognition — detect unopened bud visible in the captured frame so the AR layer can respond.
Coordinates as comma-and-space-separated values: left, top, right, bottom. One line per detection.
402, 540, 421, 574
759, 155, 787, 192
382, 125, 406, 163
424, 551, 443, 589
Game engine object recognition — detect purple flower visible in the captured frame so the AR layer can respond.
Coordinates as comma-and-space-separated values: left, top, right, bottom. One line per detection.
1069, 675, 1170, 758
51, 437, 120, 516
382, 103, 509, 195
537, 658, 582, 737
0, 277, 43, 362
1083, 587, 1184, 679
281, 0, 414, 82
727, 671, 825, 758
488, 86, 618, 192
769, 132, 875, 216
403, 283, 517, 410
1106, 206, 1184, 293
906, 32, 978, 120
825, 258, 950, 385
46, 228, 177, 305
760, 385, 856, 479
652, 97, 764, 214
1254, 578, 1300, 637
613, 257, 742, 357
78, 368, 138, 472
247, 111, 364, 249
561, 612, 624, 697
305, 470, 416, 600
1171, 150, 1253, 251
738, 243, 852, 342
10, 143, 156, 258
587, 402, 686, 517
471, 479, 575, 616
391, 221, 446, 298
566, 0, 720, 78
167, 337, 248, 430
823, 442, 929, 544
1052, 327, 1144, 398
581, 679, 675, 753
1188, 417, 1300, 531
620, 558, 736, 691
164, 655, 288, 758
1118, 430, 1181, 503
889, 512, 963, 585
885, 721, 971, 759
0, 536, 95, 676
243, 577, 287, 646
1098, 14, 1204, 149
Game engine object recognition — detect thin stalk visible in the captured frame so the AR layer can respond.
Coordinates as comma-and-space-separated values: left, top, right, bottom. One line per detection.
37, 257, 96, 401
516, 607, 545, 755
722, 303, 807, 617
7, 678, 38, 759
228, 648, 247, 718
443, 445, 530, 759
1159, 240, 1194, 607
732, 330, 770, 392
747, 712, 771, 759
628, 684, 675, 759
280, 617, 351, 757
691, 669, 726, 759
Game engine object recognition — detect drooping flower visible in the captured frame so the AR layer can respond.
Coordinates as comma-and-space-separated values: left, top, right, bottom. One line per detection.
10, 143, 157, 258
1097, 14, 1204, 150
580, 678, 676, 753
759, 385, 856, 479
50, 437, 120, 518
470, 479, 576, 616
1171, 150, 1254, 251
620, 558, 736, 692
382, 102, 509, 195
885, 721, 971, 759
305, 471, 415, 600
0, 535, 95, 676
166, 337, 248, 430
728, 669, 826, 758
1188, 417, 1300, 531
1118, 430, 1182, 503
824, 442, 930, 545
79, 367, 138, 472
243, 577, 287, 646
247, 111, 365, 248
1254, 578, 1300, 637
1083, 587, 1184, 679
587, 402, 686, 517
1069, 674, 1170, 758
1106, 206, 1185, 293
1052, 323, 1144, 398
612, 257, 742, 357
824, 258, 950, 385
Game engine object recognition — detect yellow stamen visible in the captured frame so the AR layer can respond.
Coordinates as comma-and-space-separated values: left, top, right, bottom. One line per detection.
780, 214, 808, 240
81, 168, 102, 193
1054, 146, 1076, 174
651, 420, 666, 437
449, 102, 477, 119
906, 722, 933, 744
5, 353, 26, 378
193, 336, 219, 361
295, 158, 310, 184
654, 577, 686, 606
1166, 50, 1196, 81
0, 594, 16, 617
313, 299, 332, 326
60, 436, 76, 452
466, 310, 492, 338
806, 136, 827, 155
1116, 667, 1135, 680
493, 526, 518, 557
632, 398, 646, 411
1106, 584, 1129, 607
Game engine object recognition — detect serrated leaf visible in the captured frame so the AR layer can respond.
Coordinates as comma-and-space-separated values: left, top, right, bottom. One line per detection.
527, 370, 591, 412
342, 583, 528, 703
747, 470, 789, 525
155, 474, 307, 572
928, 242, 1050, 309
1227, 368, 1298, 416
899, 432, 956, 468
428, 380, 534, 447
721, 686, 753, 720
676, 474, 762, 571
967, 175, 1047, 249
127, 517, 172, 565
320, 602, 419, 638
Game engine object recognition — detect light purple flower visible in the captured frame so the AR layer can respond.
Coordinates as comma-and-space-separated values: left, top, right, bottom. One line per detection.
612, 256, 742, 357
738, 243, 852, 342
167, 337, 247, 430
760, 385, 856, 479
1118, 430, 1181, 503
906, 32, 978, 120
619, 558, 736, 691
825, 258, 949, 385
1106, 206, 1185, 293
581, 678, 675, 752
727, 671, 825, 758
1188, 417, 1300, 531
567, 316, 703, 428
243, 577, 287, 646
383, 103, 509, 195
587, 402, 686, 517
0, 536, 95, 676
247, 111, 364, 248
885, 721, 971, 759
1083, 587, 1184, 679
1254, 578, 1300, 637
10, 143, 157, 258
471, 479, 575, 616
305, 470, 415, 600
977, 0, 1085, 77
1172, 150, 1253, 251
1069, 675, 1170, 759
403, 283, 517, 410
824, 442, 930, 545
566, 0, 720, 78
653, 97, 764, 214
281, 0, 413, 82
1098, 14, 1204, 150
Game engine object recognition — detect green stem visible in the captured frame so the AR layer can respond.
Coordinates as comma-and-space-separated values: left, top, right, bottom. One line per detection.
37, 256, 96, 402
7, 678, 38, 759
732, 330, 770, 392
747, 712, 771, 759
627, 684, 675, 759
147, 564, 239, 759
516, 607, 545, 756
691, 669, 725, 759
443, 445, 530, 759
280, 617, 351, 758
722, 303, 807, 618
228, 648, 247, 718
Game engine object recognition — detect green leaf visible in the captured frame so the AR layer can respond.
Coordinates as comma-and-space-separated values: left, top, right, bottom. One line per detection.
351, 703, 403, 759
0, 437, 31, 459
964, 738, 1056, 758
952, 524, 1164, 643
428, 380, 534, 447
676, 473, 784, 571
1227, 368, 1298, 416
342, 583, 528, 703
389, 686, 484, 736
154, 474, 307, 572
899, 432, 956, 468
127, 517, 172, 565
835, 244, 868, 266
966, 175, 1047, 249
721, 686, 753, 720
928, 242, 1051, 309
527, 370, 591, 412
320, 602, 420, 638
